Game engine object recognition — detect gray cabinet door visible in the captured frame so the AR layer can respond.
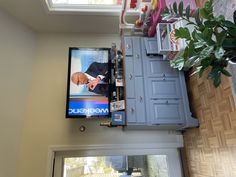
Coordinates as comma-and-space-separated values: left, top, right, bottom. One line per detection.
132, 37, 143, 76
123, 36, 198, 129
126, 98, 146, 124
144, 37, 159, 55
147, 78, 181, 99
124, 56, 135, 98
124, 37, 133, 56
126, 99, 136, 123
125, 77, 146, 124
135, 77, 146, 123
144, 59, 179, 77
149, 99, 185, 124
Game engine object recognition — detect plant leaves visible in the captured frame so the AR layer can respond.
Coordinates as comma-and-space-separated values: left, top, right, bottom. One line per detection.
179, 1, 184, 16
186, 5, 190, 20
228, 28, 236, 37
208, 69, 221, 87
194, 41, 207, 48
200, 8, 209, 19
213, 74, 221, 87
186, 22, 195, 26
221, 69, 232, 77
208, 70, 216, 79
234, 10, 236, 24
199, 46, 214, 60
216, 31, 227, 46
216, 15, 225, 22
173, 2, 178, 14
202, 28, 214, 45
223, 20, 236, 28
199, 66, 206, 77
201, 57, 212, 68
222, 38, 236, 48
214, 47, 225, 59
199, 58, 212, 77
198, 25, 205, 32
194, 9, 202, 26
194, 32, 204, 42
190, 66, 202, 76
161, 7, 170, 17
188, 40, 194, 56
204, 20, 218, 28
202, 28, 211, 39
185, 56, 198, 69
192, 30, 197, 41
175, 27, 191, 40
170, 56, 185, 70
183, 46, 189, 59
204, 0, 213, 13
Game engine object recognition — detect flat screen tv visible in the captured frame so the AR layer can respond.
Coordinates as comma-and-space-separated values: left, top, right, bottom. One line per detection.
66, 47, 111, 118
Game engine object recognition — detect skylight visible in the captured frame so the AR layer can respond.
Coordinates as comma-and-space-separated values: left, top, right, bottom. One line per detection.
51, 0, 122, 5
45, 0, 122, 14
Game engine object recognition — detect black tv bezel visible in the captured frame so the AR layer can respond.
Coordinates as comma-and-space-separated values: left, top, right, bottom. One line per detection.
65, 47, 111, 118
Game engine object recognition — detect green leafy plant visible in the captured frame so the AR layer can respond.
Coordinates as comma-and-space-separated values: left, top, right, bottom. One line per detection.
162, 0, 236, 87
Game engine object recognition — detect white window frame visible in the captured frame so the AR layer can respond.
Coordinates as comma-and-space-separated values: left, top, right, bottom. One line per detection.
47, 144, 183, 177
44, 0, 122, 15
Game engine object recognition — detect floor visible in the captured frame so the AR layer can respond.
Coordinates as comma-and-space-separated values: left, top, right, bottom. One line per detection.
213, 0, 236, 21
183, 70, 236, 177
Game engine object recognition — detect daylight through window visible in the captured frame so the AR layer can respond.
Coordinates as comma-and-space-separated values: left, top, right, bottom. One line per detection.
46, 0, 122, 13
51, 0, 122, 5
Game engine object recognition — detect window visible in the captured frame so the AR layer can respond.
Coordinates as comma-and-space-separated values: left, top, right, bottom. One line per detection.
62, 155, 169, 177
49, 145, 183, 177
45, 0, 122, 14
51, 0, 122, 5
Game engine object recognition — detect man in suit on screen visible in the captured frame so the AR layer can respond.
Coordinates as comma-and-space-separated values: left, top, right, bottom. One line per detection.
71, 62, 109, 97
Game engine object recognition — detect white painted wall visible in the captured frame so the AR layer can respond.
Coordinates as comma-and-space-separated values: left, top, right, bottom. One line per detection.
17, 33, 183, 177
0, 10, 36, 177
0, 10, 183, 177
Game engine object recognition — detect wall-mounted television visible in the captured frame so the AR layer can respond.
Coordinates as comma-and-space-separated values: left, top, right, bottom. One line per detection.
66, 47, 111, 118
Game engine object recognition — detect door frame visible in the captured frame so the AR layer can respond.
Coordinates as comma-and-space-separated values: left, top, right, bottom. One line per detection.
46, 143, 183, 177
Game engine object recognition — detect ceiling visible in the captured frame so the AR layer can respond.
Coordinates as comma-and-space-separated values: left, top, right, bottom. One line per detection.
0, 0, 120, 34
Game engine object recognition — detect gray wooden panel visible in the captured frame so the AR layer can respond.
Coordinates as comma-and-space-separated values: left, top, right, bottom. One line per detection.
150, 100, 185, 124
124, 56, 135, 98
135, 77, 146, 123
145, 59, 179, 77
148, 78, 181, 99
132, 37, 143, 76
124, 37, 133, 56
123, 36, 197, 129
126, 99, 136, 123
144, 37, 159, 55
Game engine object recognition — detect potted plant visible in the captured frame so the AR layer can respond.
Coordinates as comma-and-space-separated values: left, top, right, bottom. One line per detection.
161, 0, 236, 87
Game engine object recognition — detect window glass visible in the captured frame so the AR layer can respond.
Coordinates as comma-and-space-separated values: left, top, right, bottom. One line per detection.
63, 155, 169, 177
51, 0, 122, 5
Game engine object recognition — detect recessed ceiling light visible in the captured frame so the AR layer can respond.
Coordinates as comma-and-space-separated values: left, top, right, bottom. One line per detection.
45, 0, 122, 15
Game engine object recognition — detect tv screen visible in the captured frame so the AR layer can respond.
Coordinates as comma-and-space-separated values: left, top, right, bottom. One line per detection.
66, 47, 111, 118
